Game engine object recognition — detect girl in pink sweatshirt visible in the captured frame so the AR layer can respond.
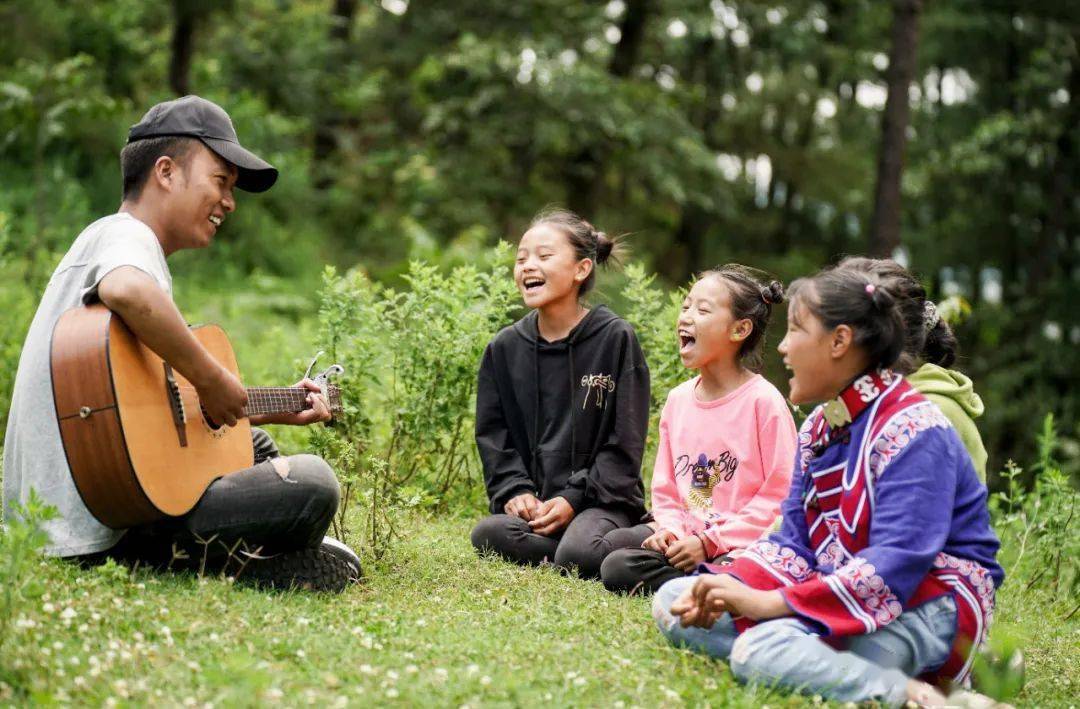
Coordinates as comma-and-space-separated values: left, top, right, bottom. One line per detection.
600, 265, 797, 594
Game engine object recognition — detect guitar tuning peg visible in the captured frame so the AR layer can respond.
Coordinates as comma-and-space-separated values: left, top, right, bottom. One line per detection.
303, 351, 325, 381
312, 364, 344, 389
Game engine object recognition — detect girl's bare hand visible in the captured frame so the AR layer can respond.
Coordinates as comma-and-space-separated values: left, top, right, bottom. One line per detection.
642, 528, 678, 553
504, 492, 541, 521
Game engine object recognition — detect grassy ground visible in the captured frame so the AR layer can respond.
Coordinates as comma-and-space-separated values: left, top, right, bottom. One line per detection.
1, 511, 1076, 707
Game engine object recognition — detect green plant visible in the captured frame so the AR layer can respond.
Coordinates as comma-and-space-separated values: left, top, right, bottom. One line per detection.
0, 488, 57, 652
990, 414, 1079, 606
311, 245, 519, 554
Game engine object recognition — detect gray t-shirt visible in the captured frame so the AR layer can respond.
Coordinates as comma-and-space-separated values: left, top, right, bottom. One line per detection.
3, 212, 172, 556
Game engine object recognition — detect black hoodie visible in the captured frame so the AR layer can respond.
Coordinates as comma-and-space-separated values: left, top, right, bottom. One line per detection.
475, 305, 650, 517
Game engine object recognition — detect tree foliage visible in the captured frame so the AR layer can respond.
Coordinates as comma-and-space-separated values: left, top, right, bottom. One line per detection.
0, 0, 1076, 481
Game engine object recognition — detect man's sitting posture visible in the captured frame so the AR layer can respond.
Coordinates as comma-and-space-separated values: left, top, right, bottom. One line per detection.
2, 96, 360, 591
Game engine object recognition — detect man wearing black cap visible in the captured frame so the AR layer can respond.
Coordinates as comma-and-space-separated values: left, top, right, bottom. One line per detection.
2, 96, 360, 591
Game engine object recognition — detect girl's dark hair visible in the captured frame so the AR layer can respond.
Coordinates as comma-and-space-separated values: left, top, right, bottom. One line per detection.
530, 208, 624, 296
787, 262, 907, 371
836, 257, 958, 372
698, 264, 785, 372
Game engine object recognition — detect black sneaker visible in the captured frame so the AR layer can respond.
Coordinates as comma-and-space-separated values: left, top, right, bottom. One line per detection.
239, 537, 361, 592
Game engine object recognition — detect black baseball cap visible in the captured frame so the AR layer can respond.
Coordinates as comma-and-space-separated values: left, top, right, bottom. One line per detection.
127, 95, 278, 193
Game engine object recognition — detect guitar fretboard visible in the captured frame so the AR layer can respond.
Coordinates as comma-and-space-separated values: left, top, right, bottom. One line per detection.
244, 387, 315, 416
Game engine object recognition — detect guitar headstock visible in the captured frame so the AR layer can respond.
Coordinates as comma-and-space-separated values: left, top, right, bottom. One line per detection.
312, 364, 345, 419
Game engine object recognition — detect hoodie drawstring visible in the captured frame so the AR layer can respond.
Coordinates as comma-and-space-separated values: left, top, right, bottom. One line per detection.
568, 342, 577, 474
531, 337, 541, 489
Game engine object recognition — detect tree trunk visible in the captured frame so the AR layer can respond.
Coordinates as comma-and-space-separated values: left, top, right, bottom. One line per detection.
867, 0, 922, 257
169, 0, 196, 96
312, 0, 359, 189
1029, 33, 1079, 294
564, 0, 650, 217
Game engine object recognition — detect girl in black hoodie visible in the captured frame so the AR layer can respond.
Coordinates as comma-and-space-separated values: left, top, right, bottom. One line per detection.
471, 209, 650, 579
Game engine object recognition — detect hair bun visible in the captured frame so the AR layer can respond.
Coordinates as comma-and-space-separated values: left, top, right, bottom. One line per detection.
761, 280, 785, 305
595, 230, 614, 265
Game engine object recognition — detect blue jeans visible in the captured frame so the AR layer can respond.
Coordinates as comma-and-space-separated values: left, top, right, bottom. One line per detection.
652, 576, 957, 707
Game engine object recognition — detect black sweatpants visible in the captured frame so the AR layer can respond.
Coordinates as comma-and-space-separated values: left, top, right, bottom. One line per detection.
470, 506, 640, 580
600, 524, 729, 595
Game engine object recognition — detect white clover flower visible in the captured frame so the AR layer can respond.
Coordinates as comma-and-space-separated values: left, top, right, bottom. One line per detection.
386, 688, 399, 698
480, 676, 492, 686
42, 602, 56, 613
466, 663, 480, 675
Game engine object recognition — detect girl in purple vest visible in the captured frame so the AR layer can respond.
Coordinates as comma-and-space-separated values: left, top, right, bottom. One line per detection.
652, 261, 1005, 707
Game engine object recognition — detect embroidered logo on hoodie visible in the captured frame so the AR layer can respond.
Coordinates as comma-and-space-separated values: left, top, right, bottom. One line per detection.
580, 373, 615, 409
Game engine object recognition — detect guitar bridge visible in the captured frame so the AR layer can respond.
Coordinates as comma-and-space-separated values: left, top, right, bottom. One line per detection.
163, 362, 188, 447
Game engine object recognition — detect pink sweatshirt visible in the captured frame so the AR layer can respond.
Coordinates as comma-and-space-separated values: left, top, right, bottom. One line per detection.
650, 374, 797, 558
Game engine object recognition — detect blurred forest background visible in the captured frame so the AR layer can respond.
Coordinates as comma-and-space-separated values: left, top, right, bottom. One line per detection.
1, 0, 1077, 488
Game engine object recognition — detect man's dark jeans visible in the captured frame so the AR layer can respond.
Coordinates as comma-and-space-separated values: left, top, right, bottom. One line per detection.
87, 428, 339, 570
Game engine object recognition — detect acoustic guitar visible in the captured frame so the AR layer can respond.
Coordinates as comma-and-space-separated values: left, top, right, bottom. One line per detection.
50, 304, 343, 529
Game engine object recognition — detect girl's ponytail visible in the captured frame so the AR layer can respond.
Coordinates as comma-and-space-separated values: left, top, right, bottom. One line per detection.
761, 280, 785, 305
594, 229, 621, 266
865, 278, 907, 369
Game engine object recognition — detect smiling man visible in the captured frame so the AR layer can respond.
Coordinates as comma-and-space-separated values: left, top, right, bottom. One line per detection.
2, 96, 360, 591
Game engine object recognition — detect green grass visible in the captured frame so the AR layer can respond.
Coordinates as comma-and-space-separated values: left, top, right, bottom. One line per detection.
0, 512, 1077, 707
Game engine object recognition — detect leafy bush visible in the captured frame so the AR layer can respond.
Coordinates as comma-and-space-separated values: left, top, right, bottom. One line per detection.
0, 487, 57, 653
990, 414, 1079, 604
311, 245, 520, 555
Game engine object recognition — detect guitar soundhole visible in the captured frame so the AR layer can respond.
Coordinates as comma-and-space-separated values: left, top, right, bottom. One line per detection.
200, 406, 226, 437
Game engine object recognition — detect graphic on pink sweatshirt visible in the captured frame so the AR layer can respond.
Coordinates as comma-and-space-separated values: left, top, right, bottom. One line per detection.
650, 374, 797, 558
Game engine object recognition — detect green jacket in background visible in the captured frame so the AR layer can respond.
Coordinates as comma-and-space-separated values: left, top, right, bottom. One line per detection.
907, 363, 988, 482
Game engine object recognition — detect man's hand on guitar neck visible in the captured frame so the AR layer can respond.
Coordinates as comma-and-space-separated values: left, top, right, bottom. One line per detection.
98, 266, 248, 426
249, 378, 332, 427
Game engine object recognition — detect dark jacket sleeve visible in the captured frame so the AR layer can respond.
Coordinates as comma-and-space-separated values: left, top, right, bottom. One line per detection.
475, 343, 535, 513
559, 331, 649, 513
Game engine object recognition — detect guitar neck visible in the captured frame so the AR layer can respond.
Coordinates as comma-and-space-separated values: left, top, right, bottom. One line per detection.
244, 387, 312, 416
